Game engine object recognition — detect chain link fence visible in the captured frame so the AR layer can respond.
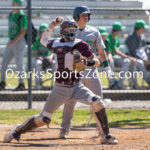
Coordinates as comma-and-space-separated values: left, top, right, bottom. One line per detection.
0, 0, 150, 109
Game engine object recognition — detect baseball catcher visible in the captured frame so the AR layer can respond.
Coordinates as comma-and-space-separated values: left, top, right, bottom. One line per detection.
3, 17, 118, 145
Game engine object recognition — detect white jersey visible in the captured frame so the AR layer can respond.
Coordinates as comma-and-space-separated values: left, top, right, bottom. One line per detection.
76, 25, 105, 55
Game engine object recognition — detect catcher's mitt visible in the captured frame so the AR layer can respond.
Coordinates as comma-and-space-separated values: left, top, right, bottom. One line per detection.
42, 58, 51, 70
73, 50, 87, 72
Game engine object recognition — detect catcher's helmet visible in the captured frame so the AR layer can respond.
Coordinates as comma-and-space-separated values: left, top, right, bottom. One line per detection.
73, 6, 91, 21
60, 18, 78, 41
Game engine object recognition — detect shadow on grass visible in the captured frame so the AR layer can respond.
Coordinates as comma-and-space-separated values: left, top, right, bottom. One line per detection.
109, 118, 150, 128
73, 118, 150, 129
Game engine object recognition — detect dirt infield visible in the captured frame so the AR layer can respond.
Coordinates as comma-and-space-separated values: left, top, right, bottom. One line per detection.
0, 124, 150, 150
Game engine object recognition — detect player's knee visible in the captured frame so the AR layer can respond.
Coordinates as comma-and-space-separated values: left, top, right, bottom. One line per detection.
35, 112, 51, 127
88, 96, 105, 112
123, 58, 131, 68
136, 59, 144, 66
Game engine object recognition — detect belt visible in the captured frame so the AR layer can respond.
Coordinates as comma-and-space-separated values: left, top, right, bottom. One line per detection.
56, 80, 79, 85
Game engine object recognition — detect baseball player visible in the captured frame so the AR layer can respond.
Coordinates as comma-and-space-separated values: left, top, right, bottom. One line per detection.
3, 17, 118, 145
105, 22, 137, 89
32, 23, 54, 89
125, 19, 150, 89
60, 6, 117, 144
0, 0, 27, 90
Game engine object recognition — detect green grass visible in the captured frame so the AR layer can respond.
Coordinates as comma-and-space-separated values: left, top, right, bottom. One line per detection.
0, 109, 150, 128
106, 109, 150, 127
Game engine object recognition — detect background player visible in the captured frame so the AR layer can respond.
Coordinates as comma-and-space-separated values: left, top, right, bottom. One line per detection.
60, 6, 116, 144
104, 22, 137, 89
0, 0, 27, 90
32, 23, 54, 89
125, 19, 150, 88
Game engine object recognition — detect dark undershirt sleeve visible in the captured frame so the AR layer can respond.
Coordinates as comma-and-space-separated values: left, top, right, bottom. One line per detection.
75, 41, 94, 58
47, 40, 54, 49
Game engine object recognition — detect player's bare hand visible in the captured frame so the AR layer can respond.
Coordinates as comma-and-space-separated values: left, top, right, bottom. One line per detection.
49, 17, 64, 30
129, 57, 136, 65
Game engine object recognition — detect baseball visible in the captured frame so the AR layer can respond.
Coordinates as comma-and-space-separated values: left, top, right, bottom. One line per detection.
56, 17, 64, 23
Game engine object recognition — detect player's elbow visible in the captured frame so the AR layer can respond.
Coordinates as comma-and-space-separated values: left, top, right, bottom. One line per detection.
40, 38, 44, 45
40, 38, 46, 47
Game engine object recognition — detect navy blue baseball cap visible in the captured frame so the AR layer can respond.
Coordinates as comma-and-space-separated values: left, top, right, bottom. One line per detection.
73, 6, 91, 21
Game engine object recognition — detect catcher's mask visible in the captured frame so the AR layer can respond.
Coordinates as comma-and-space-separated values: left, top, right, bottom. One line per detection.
60, 18, 78, 41
73, 6, 91, 21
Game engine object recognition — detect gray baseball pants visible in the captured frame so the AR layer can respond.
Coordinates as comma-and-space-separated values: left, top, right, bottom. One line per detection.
61, 67, 103, 134
136, 59, 150, 84
14, 81, 100, 136
109, 56, 131, 87
1, 38, 26, 84
42, 81, 96, 116
111, 57, 150, 87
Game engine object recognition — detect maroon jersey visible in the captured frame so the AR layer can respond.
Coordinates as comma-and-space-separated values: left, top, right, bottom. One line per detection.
47, 38, 94, 83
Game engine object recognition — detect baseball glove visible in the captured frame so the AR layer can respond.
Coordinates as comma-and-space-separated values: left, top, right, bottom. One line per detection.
73, 50, 87, 72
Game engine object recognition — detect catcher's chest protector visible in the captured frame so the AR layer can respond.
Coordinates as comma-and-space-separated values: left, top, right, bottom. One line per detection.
52, 38, 81, 71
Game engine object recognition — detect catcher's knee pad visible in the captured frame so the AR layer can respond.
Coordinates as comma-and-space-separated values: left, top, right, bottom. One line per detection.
88, 96, 105, 112
34, 113, 51, 127
15, 112, 51, 134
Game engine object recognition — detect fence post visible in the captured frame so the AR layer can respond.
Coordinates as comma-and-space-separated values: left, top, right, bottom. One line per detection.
27, 0, 32, 109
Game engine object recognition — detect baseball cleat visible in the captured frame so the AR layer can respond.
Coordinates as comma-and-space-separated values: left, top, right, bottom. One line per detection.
59, 129, 69, 139
101, 134, 118, 144
3, 125, 20, 143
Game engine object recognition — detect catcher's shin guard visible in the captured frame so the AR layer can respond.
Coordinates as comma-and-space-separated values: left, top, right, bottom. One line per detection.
95, 108, 109, 135
15, 114, 51, 135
